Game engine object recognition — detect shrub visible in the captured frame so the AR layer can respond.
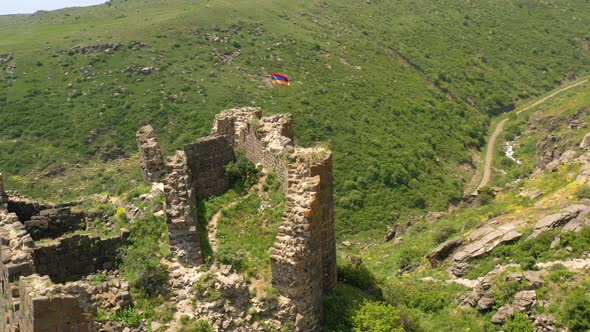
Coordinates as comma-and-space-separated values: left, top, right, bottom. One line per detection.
547, 264, 574, 282
433, 224, 456, 244
408, 290, 448, 313
557, 287, 590, 331
89, 271, 108, 284
494, 278, 529, 309
120, 213, 169, 297
504, 313, 534, 332
179, 318, 215, 332
225, 150, 259, 192
337, 258, 380, 293
575, 185, 590, 199
352, 301, 404, 332
113, 307, 142, 327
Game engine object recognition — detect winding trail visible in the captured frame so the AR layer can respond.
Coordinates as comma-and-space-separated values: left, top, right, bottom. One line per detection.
476, 78, 589, 191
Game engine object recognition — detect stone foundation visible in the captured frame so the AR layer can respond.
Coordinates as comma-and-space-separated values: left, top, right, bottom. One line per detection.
0, 192, 128, 331
34, 233, 125, 283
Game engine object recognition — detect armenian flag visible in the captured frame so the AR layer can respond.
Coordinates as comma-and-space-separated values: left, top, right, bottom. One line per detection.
271, 73, 290, 86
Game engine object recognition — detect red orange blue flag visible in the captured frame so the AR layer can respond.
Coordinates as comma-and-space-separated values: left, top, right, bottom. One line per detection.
271, 73, 290, 86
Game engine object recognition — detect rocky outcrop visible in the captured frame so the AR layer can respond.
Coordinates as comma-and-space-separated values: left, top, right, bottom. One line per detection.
491, 290, 536, 324
426, 237, 464, 267
562, 206, 590, 232
136, 125, 165, 184
450, 219, 523, 276
529, 204, 587, 238
461, 277, 495, 311
74, 43, 121, 54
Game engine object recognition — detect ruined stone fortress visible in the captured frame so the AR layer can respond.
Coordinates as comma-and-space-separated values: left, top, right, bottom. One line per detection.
0, 175, 130, 331
0, 107, 336, 331
137, 107, 337, 331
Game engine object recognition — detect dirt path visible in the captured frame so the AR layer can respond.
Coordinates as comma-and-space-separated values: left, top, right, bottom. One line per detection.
475, 78, 589, 191
477, 118, 508, 191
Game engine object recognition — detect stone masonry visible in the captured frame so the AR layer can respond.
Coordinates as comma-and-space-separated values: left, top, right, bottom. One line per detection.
137, 107, 337, 331
212, 108, 336, 330
136, 124, 165, 183
164, 151, 203, 265
0, 191, 128, 332
184, 135, 234, 199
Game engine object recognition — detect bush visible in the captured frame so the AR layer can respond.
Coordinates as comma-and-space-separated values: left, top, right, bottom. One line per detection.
547, 264, 574, 282
504, 313, 534, 332
225, 149, 259, 193
337, 258, 380, 294
113, 307, 142, 327
575, 185, 590, 199
557, 287, 590, 331
352, 301, 404, 332
120, 213, 169, 297
179, 318, 215, 332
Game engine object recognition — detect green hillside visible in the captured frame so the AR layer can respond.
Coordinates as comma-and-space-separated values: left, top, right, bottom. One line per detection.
1, 0, 589, 234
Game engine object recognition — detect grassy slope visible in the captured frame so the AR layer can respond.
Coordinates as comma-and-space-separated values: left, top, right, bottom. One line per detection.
0, 0, 589, 234
351, 83, 590, 331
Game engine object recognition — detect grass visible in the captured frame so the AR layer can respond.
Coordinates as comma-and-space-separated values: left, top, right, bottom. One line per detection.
214, 172, 284, 279
1, 0, 590, 235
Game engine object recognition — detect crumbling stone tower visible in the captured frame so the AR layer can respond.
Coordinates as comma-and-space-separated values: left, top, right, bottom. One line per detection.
137, 107, 337, 331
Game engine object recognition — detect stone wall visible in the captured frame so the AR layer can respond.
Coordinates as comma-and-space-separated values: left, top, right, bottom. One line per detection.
184, 135, 234, 199
6, 195, 50, 222
137, 124, 165, 183
0, 210, 36, 332
164, 151, 203, 265
211, 108, 293, 191
18, 275, 95, 332
24, 207, 86, 240
211, 108, 336, 331
33, 233, 125, 283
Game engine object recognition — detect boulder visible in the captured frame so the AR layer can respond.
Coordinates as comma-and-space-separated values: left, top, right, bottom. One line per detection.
529, 205, 587, 238
426, 237, 464, 267
491, 305, 514, 324
513, 290, 536, 312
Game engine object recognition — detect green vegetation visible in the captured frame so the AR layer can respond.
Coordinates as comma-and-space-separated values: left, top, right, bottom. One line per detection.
575, 185, 590, 199
179, 315, 215, 332
2, 0, 590, 235
555, 285, 590, 331
352, 301, 404, 332
504, 313, 534, 332
225, 149, 260, 193
120, 210, 169, 296
215, 172, 284, 279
